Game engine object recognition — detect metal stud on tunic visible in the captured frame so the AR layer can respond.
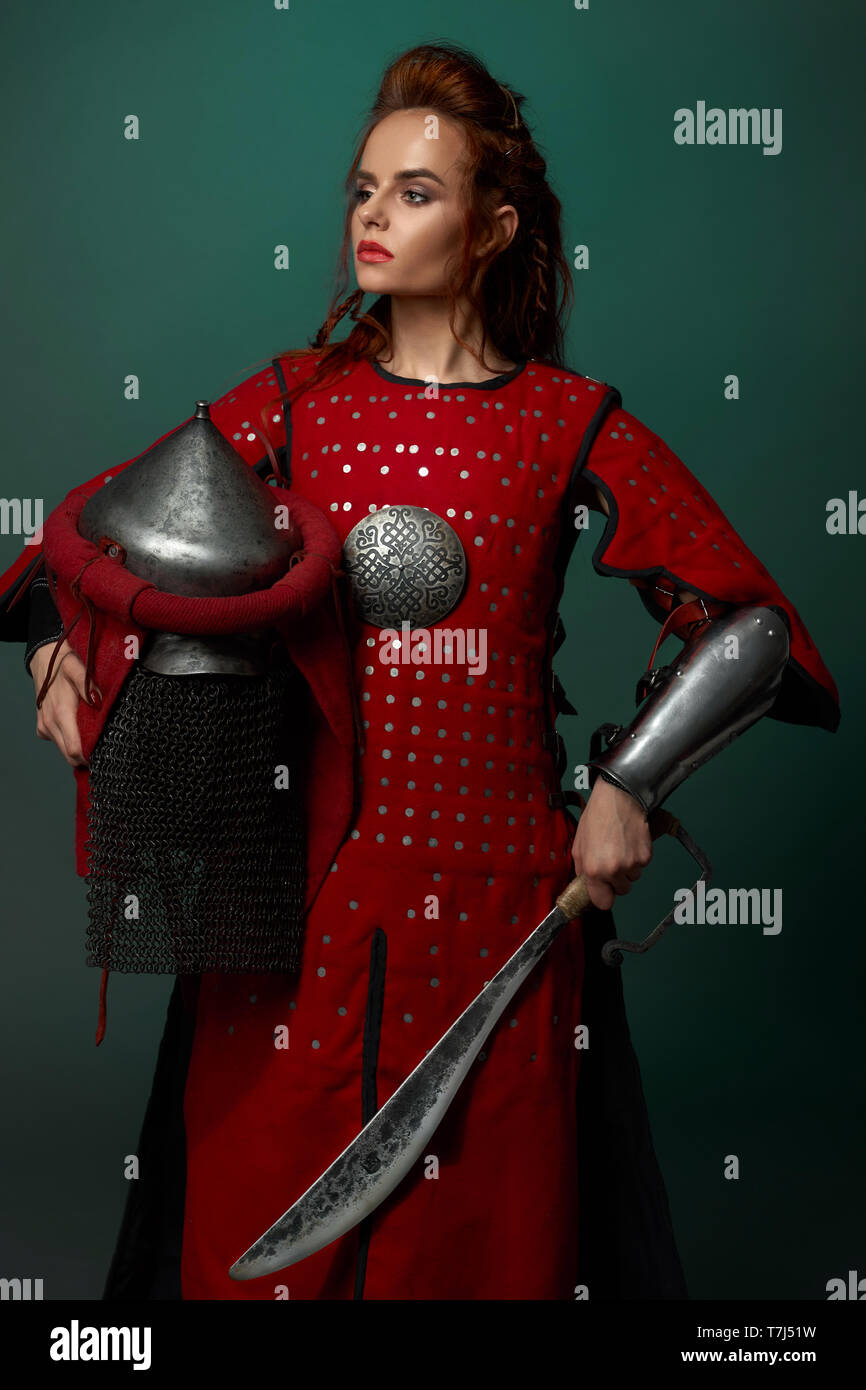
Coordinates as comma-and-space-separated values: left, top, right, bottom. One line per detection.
342, 504, 467, 627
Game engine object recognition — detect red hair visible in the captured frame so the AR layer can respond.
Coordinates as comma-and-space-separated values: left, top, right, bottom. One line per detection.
244, 41, 575, 440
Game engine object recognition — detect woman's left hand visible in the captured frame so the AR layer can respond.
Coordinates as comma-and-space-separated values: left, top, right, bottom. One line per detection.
571, 777, 653, 911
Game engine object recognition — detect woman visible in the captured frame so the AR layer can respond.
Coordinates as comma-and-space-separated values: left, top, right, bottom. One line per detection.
9, 41, 839, 1300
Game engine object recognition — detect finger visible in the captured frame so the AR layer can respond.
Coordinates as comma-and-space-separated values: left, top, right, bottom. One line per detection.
59, 713, 87, 766
40, 693, 86, 767
583, 861, 633, 894
43, 716, 76, 768
609, 876, 634, 897
60, 652, 96, 706
585, 877, 614, 912
609, 860, 649, 891
35, 645, 71, 698
53, 687, 88, 765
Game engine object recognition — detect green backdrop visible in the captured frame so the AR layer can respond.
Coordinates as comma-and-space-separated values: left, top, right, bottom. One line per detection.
0, 0, 862, 1301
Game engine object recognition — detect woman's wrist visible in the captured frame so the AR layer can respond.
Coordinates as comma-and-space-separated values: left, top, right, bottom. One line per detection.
591, 771, 647, 819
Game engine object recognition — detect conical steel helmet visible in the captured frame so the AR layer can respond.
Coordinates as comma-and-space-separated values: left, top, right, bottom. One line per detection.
79, 401, 300, 674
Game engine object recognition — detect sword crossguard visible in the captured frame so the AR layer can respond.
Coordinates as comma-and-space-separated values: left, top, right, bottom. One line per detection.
600, 808, 712, 967
556, 806, 712, 968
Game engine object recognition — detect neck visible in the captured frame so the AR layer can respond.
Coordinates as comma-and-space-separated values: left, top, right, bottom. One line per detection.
377, 295, 516, 382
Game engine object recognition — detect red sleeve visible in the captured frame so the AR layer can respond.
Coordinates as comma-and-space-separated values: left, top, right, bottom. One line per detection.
580, 405, 840, 733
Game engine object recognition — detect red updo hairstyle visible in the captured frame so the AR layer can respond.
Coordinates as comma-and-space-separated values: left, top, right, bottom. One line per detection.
247, 40, 575, 438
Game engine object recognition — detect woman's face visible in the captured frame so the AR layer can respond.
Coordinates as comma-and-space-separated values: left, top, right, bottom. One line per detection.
352, 108, 512, 296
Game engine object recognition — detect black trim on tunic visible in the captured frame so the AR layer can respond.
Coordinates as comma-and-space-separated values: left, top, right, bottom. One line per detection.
271, 356, 293, 488
353, 927, 388, 1299
369, 358, 527, 390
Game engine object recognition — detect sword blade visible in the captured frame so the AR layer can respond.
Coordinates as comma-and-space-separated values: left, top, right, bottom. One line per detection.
229, 890, 585, 1280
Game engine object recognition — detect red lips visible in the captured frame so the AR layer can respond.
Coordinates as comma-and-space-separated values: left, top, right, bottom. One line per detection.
357, 240, 394, 260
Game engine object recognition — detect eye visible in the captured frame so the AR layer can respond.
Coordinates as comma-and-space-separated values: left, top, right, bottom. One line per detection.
353, 187, 431, 205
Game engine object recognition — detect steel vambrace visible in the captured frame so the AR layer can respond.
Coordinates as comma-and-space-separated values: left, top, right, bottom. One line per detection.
587, 605, 791, 815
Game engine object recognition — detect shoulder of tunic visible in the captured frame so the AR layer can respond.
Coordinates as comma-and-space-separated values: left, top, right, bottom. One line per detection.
579, 399, 841, 732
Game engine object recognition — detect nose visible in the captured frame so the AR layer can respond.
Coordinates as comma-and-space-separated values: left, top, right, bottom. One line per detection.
359, 191, 387, 230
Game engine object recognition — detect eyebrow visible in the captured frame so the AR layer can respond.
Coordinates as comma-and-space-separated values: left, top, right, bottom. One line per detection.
355, 167, 446, 187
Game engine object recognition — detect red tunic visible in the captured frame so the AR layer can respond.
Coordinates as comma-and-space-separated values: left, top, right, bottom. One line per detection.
175, 352, 838, 1299
0, 350, 840, 1300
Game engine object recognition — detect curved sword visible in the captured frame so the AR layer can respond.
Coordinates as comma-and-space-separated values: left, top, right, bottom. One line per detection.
229, 807, 702, 1280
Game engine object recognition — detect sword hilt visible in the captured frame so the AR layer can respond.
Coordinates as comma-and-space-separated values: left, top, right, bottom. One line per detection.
599, 810, 711, 967
555, 808, 707, 969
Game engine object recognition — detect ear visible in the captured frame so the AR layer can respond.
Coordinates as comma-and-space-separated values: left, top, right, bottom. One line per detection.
477, 205, 518, 258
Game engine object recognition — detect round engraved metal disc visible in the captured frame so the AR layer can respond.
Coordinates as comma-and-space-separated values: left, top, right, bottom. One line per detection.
342, 505, 467, 627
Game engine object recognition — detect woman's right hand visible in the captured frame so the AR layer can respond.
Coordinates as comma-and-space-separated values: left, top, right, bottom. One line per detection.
30, 640, 91, 768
